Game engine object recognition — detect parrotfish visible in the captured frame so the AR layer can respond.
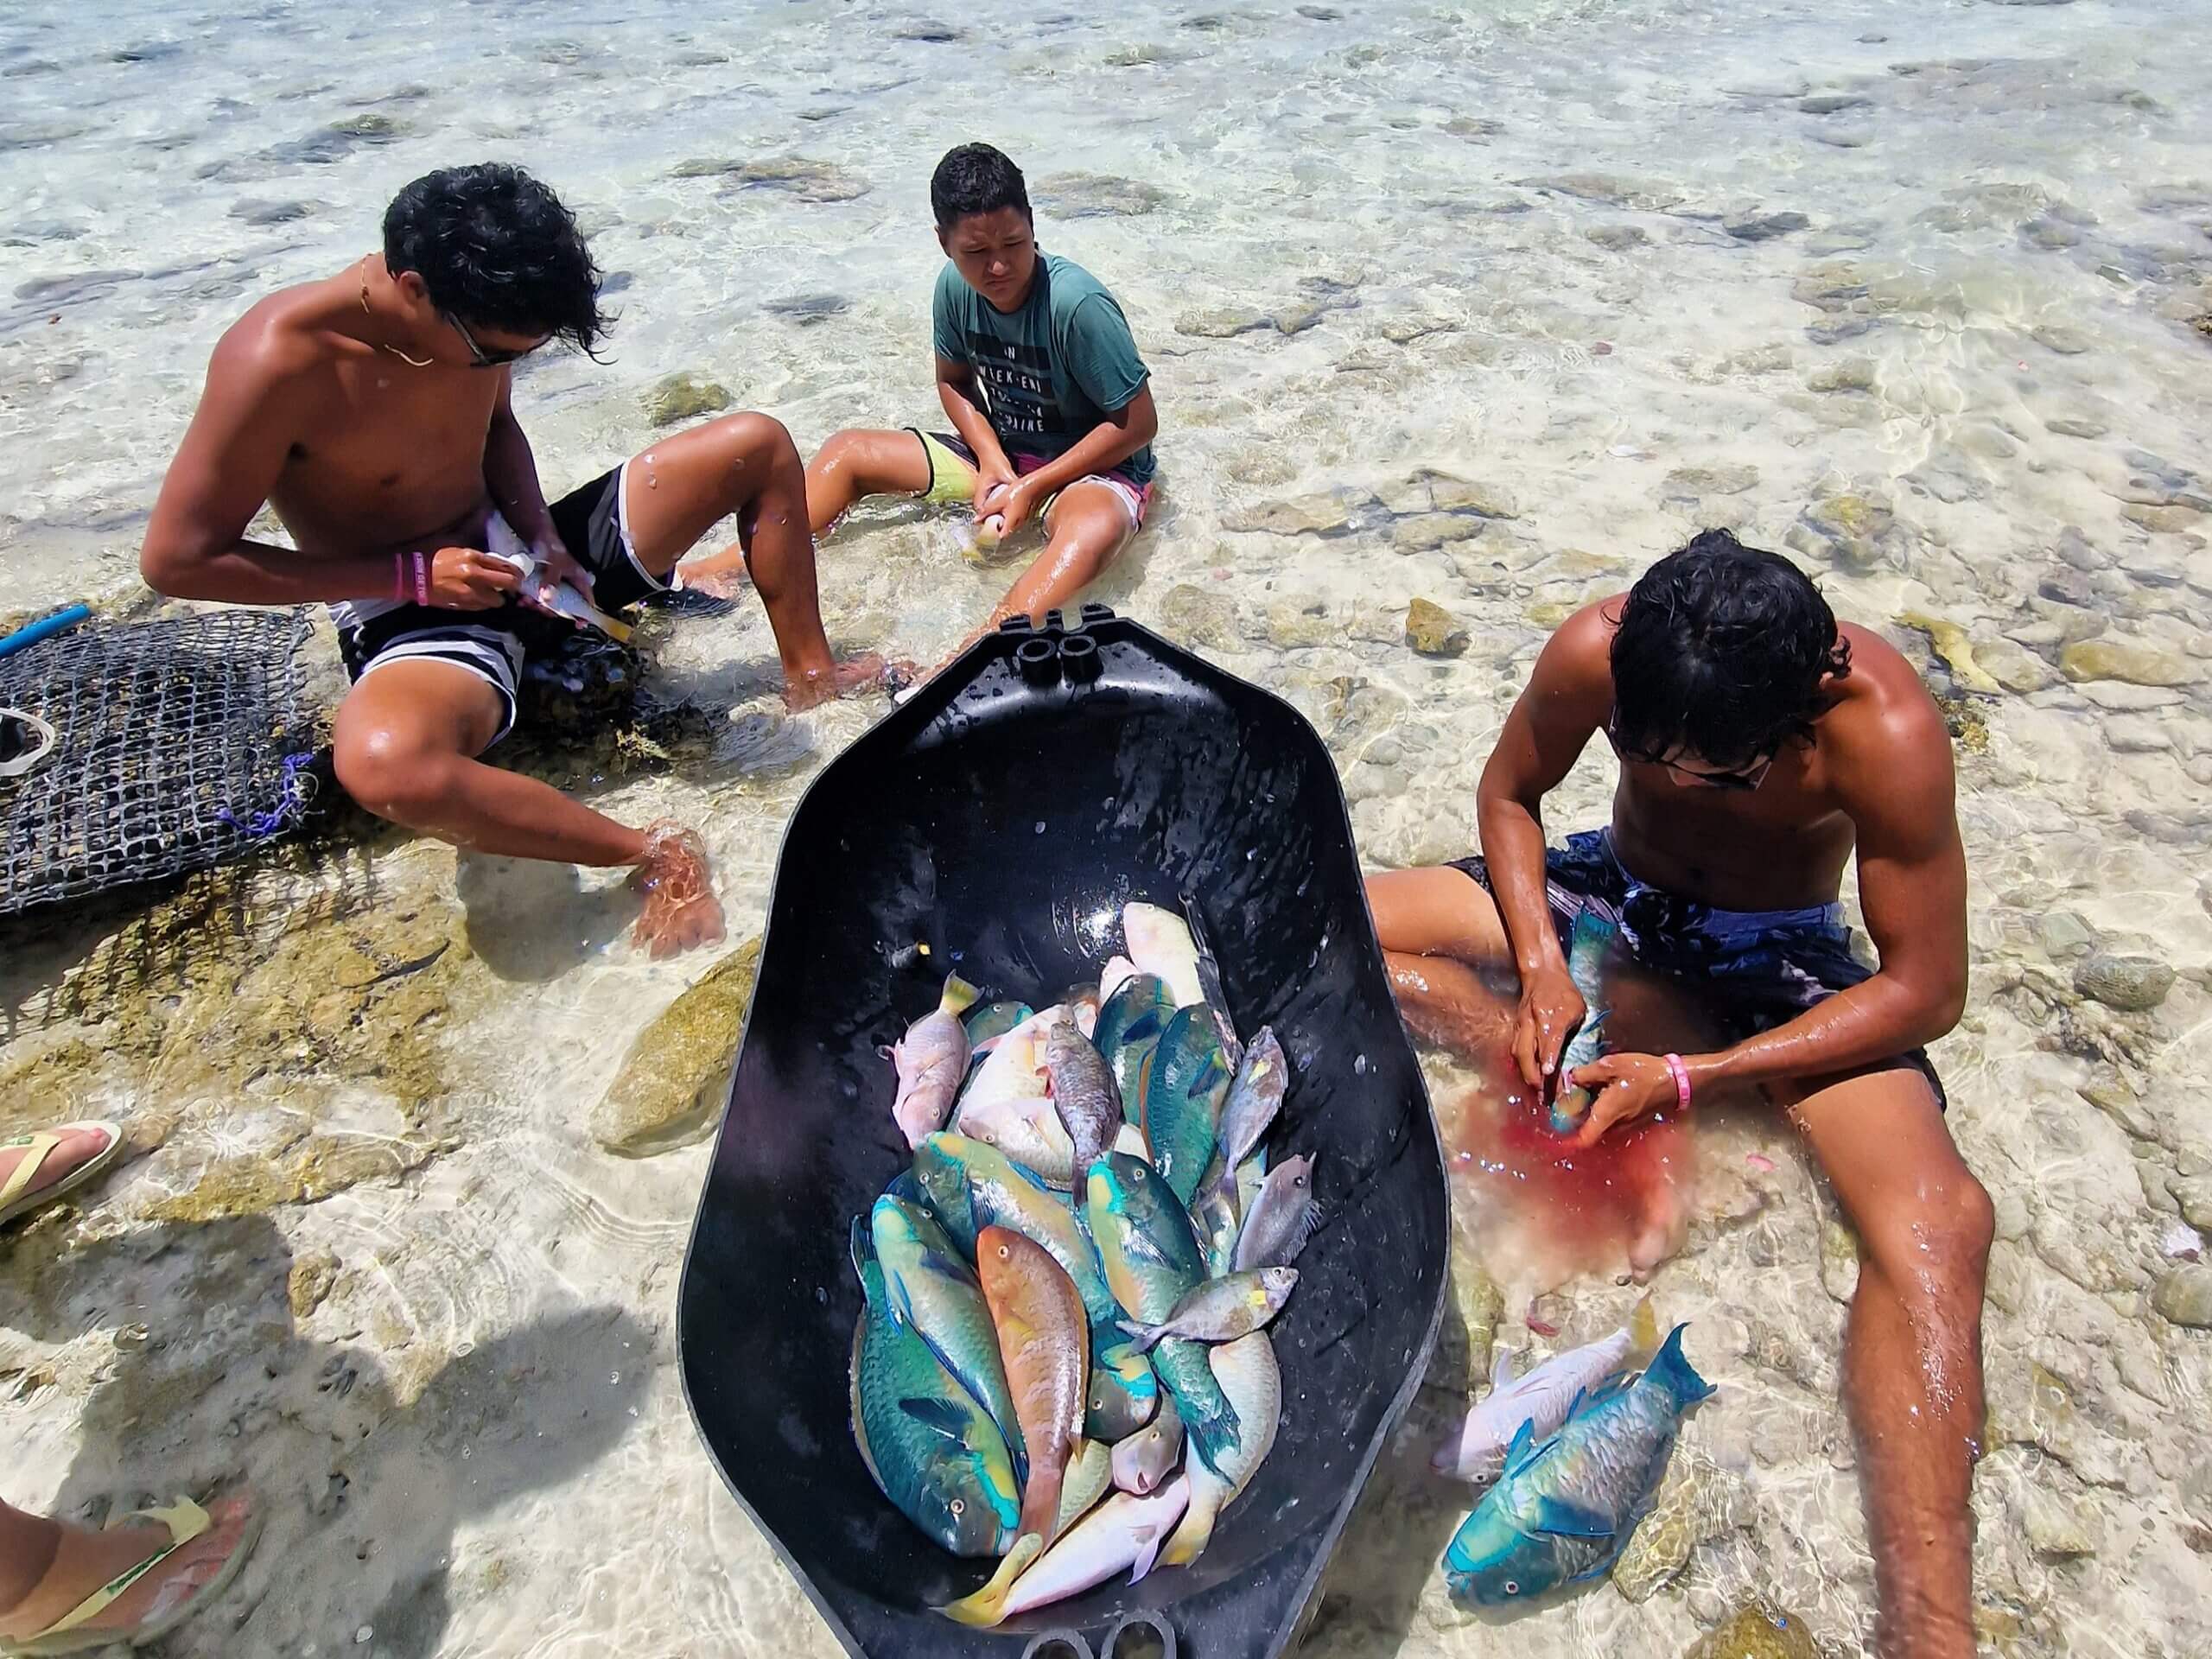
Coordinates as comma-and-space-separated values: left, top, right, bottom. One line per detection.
1084, 1153, 1240, 1471
912, 1133, 1158, 1442
956, 1005, 1077, 1184
976, 1226, 1087, 1547
1159, 1331, 1281, 1567
1547, 910, 1618, 1134
1192, 1027, 1289, 1269
1098, 954, 1139, 1005
1122, 901, 1205, 1007
1138, 1004, 1231, 1205
850, 1221, 1020, 1558
944, 1478, 1192, 1627
1058, 1437, 1114, 1535
1433, 1296, 1660, 1483
1234, 1154, 1319, 1271
1043, 1013, 1121, 1173
1119, 1268, 1298, 1352
963, 1000, 1035, 1056
1442, 1324, 1714, 1605
1093, 972, 1175, 1122
890, 974, 981, 1149
1110, 1391, 1184, 1496
873, 1195, 1026, 1478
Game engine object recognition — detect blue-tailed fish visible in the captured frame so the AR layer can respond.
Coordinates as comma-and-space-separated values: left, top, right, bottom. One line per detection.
1547, 911, 1618, 1134
1138, 1005, 1230, 1205
1119, 1268, 1298, 1352
946, 1478, 1192, 1627
1434, 1295, 1659, 1481
1122, 901, 1205, 1007
1442, 1323, 1715, 1605
1084, 1153, 1240, 1472
976, 1226, 1088, 1547
1234, 1154, 1319, 1271
913, 1133, 1158, 1441
890, 974, 981, 1149
1094, 972, 1174, 1124
1159, 1330, 1281, 1567
850, 1220, 1020, 1558
873, 1195, 1027, 1478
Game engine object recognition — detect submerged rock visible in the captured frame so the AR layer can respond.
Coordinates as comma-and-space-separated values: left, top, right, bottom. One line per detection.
289, 1250, 340, 1319
2060, 639, 2196, 687
1795, 490, 1894, 569
1177, 305, 1273, 339
1899, 611, 2002, 695
1685, 1603, 1820, 1658
1033, 173, 1169, 218
1663, 463, 1760, 497
591, 938, 762, 1155
646, 371, 733, 427
1158, 584, 1238, 650
1222, 490, 1378, 536
694, 156, 869, 201
2074, 953, 2176, 1012
1405, 598, 1469, 657
1420, 472, 1520, 518
1612, 1454, 1729, 1602
1724, 209, 1811, 241
2152, 1265, 2212, 1328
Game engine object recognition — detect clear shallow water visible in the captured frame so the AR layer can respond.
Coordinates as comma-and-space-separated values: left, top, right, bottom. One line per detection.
3, 1, 2211, 1656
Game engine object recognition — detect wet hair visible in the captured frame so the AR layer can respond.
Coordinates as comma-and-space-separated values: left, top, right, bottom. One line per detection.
931, 143, 1031, 230
1608, 530, 1852, 767
382, 162, 608, 353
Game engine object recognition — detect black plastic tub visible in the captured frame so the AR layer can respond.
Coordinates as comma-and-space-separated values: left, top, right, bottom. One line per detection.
678, 606, 1449, 1659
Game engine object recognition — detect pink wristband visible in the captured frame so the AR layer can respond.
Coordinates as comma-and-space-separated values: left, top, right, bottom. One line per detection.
1662, 1052, 1692, 1110
392, 551, 408, 601
411, 550, 429, 607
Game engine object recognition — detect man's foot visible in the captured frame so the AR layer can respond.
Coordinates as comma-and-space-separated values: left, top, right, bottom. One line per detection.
673, 561, 751, 601
629, 822, 727, 958
783, 652, 896, 712
0, 1125, 120, 1229
0, 1495, 259, 1649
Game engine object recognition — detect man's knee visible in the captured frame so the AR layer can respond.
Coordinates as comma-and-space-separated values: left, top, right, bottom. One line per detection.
717, 410, 801, 478
1863, 1171, 1995, 1304
334, 725, 458, 828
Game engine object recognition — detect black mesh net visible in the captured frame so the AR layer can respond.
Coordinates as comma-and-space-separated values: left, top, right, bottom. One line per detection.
0, 608, 322, 917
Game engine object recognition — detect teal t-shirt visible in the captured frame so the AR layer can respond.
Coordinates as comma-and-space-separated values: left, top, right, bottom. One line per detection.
931, 251, 1155, 485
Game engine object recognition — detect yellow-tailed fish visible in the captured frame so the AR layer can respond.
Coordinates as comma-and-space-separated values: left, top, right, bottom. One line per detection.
1160, 1331, 1281, 1567
1118, 1268, 1298, 1352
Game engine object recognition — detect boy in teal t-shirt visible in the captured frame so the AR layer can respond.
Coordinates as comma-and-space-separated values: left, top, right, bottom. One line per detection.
680, 143, 1159, 644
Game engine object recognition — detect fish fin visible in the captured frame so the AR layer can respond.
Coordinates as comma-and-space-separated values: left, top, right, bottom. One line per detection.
850, 1217, 874, 1281
940, 974, 982, 1017
1534, 1496, 1614, 1540
1502, 1416, 1543, 1476
1157, 1491, 1215, 1570
1627, 1293, 1661, 1365
1116, 1319, 1166, 1353
1127, 1521, 1174, 1584
918, 1243, 976, 1283
1643, 1322, 1716, 1407
899, 1396, 975, 1441
1491, 1347, 1518, 1389
938, 1532, 1043, 1628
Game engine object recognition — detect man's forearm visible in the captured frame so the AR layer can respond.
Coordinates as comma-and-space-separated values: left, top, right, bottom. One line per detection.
484, 416, 555, 543
1689, 974, 1955, 1091
146, 539, 411, 606
1014, 415, 1145, 498
938, 381, 1012, 475
1476, 786, 1566, 981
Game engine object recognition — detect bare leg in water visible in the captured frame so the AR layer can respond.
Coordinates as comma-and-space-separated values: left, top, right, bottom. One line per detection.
1777, 1066, 1991, 1659
0, 1495, 257, 1646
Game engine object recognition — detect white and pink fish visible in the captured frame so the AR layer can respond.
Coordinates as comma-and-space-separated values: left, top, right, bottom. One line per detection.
1433, 1296, 1660, 1483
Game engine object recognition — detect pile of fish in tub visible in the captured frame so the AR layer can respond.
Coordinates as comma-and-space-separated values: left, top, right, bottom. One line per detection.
851, 902, 1319, 1625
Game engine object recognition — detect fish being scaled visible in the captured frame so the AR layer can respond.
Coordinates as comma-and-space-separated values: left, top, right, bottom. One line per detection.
1234, 1154, 1319, 1271
1084, 1153, 1241, 1471
944, 1478, 1192, 1627
976, 1227, 1088, 1547
913, 1133, 1158, 1442
1122, 901, 1205, 1007
1546, 910, 1618, 1135
1119, 1268, 1298, 1352
1044, 1013, 1121, 1173
1159, 1330, 1281, 1567
873, 1195, 1027, 1478
1138, 1004, 1231, 1205
1093, 972, 1175, 1122
1442, 1323, 1715, 1605
1433, 1296, 1660, 1483
1110, 1391, 1184, 1495
890, 975, 981, 1148
850, 1221, 1020, 1558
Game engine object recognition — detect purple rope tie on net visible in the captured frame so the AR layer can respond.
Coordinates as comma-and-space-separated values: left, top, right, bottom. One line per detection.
216, 750, 318, 838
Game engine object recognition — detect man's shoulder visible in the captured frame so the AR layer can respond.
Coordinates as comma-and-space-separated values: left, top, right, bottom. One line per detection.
1039, 253, 1126, 318
1823, 624, 1955, 796
212, 283, 339, 387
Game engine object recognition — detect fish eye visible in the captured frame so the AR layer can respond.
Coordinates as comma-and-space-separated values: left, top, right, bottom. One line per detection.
950, 1499, 965, 1516
996, 1243, 1010, 1258
1503, 1580, 1518, 1594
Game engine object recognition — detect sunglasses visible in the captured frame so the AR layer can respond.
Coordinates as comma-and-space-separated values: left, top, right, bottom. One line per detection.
444, 311, 547, 369
1603, 716, 1776, 791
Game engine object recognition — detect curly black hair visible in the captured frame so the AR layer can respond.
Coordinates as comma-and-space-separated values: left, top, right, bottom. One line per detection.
383, 163, 608, 353
930, 143, 1030, 230
1608, 529, 1852, 768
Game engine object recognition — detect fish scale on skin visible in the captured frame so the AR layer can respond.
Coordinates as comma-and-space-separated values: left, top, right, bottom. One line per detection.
912, 1133, 1158, 1442
976, 1226, 1088, 1547
944, 1478, 1193, 1628
955, 1005, 1077, 1184
1443, 1323, 1715, 1605
1093, 972, 1174, 1123
1044, 1013, 1120, 1172
1434, 1296, 1660, 1482
1548, 910, 1618, 1134
1111, 1390, 1184, 1495
873, 1195, 1027, 1480
1139, 1004, 1231, 1205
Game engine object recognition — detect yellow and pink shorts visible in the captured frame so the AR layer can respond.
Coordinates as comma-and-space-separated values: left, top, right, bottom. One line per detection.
908, 429, 1154, 532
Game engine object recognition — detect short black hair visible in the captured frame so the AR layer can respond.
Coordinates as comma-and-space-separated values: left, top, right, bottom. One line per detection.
931, 143, 1030, 230
382, 162, 608, 353
1608, 530, 1852, 768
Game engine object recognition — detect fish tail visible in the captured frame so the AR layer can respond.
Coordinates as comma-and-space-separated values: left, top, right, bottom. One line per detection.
940, 974, 982, 1017
1644, 1322, 1715, 1408
1627, 1292, 1660, 1364
1156, 1486, 1219, 1569
1185, 1404, 1243, 1478
1116, 1318, 1166, 1353
938, 1532, 1044, 1628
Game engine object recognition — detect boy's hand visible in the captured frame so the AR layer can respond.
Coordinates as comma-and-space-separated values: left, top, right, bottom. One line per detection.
995, 476, 1044, 537
974, 466, 1017, 519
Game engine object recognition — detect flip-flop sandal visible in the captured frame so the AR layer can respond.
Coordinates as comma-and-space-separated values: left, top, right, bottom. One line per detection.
0, 709, 56, 780
0, 1122, 123, 1229
2, 1496, 264, 1655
